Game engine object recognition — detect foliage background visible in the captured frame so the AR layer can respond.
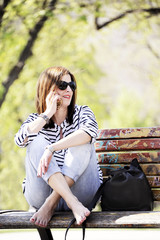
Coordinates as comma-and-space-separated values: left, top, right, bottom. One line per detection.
0, 0, 160, 209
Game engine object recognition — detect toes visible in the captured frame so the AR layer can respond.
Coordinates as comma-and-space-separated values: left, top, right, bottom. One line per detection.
34, 218, 48, 228
85, 210, 90, 217
77, 210, 90, 225
81, 216, 86, 224
40, 221, 47, 228
30, 212, 41, 224
77, 215, 87, 225
30, 214, 45, 227
37, 222, 46, 228
73, 205, 91, 225
29, 206, 53, 228
34, 219, 46, 228
30, 216, 36, 223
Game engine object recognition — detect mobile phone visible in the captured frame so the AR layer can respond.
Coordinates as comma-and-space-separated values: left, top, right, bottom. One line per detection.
57, 98, 62, 109
53, 90, 62, 109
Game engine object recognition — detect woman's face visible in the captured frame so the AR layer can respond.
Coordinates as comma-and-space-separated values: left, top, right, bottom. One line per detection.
56, 74, 74, 108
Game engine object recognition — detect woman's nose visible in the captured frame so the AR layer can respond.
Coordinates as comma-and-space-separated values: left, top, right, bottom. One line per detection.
66, 85, 72, 91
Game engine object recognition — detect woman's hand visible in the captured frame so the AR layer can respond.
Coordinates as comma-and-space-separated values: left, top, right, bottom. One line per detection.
45, 90, 62, 118
37, 149, 53, 177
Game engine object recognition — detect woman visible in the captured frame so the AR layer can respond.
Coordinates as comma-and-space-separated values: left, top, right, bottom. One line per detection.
15, 66, 102, 228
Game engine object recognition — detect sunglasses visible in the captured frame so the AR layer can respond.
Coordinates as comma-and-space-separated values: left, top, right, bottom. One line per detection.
57, 81, 76, 91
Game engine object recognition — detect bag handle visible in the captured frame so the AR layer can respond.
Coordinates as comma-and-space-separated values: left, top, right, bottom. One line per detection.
64, 179, 109, 240
64, 218, 86, 240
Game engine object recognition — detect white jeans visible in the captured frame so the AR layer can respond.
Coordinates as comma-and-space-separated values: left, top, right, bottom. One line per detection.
24, 135, 101, 210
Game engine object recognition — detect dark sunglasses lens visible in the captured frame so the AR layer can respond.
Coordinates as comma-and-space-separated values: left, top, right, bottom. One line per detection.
69, 82, 76, 91
58, 81, 68, 90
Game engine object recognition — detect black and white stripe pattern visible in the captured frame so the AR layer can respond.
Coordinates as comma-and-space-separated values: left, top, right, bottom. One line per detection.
15, 105, 103, 182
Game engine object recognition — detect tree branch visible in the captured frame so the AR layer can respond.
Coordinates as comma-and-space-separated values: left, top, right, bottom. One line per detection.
0, 0, 11, 26
95, 7, 160, 30
0, 0, 57, 108
147, 42, 160, 60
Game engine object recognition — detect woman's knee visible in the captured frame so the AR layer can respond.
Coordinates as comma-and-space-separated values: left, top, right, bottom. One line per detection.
62, 143, 93, 182
68, 143, 92, 156
28, 134, 50, 153
24, 183, 52, 209
26, 135, 50, 164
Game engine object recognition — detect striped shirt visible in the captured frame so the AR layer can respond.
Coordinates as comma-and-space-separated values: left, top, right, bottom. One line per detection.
15, 105, 103, 182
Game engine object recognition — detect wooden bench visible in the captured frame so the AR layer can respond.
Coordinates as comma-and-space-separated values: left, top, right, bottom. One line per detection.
1, 127, 160, 240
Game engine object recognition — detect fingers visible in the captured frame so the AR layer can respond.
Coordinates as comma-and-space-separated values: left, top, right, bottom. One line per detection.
37, 161, 43, 177
46, 90, 58, 104
37, 160, 48, 177
46, 90, 62, 113
37, 150, 52, 177
47, 89, 59, 101
37, 161, 48, 177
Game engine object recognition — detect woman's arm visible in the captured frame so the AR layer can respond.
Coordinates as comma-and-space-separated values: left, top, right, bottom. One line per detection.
28, 91, 59, 134
49, 129, 91, 152
14, 113, 40, 147
15, 91, 60, 147
37, 129, 91, 177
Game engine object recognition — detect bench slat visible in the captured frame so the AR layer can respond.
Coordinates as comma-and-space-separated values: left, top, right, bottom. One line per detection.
86, 211, 160, 228
97, 152, 160, 164
148, 176, 160, 188
152, 189, 160, 201
95, 139, 160, 152
97, 127, 160, 140
1, 211, 160, 229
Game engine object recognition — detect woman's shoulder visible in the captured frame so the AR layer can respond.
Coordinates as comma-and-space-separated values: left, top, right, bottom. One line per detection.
74, 104, 94, 114
74, 104, 91, 111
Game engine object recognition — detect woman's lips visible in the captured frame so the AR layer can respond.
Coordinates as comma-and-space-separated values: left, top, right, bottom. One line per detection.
63, 95, 70, 99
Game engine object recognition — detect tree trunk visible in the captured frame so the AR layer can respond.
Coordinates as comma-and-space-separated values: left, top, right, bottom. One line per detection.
0, 0, 11, 26
0, 0, 57, 108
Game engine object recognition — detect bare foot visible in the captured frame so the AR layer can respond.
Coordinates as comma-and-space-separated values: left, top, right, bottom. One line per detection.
68, 197, 90, 225
30, 198, 57, 228
30, 205, 53, 227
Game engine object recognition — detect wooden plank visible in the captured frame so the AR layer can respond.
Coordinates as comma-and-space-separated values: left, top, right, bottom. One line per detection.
1, 211, 160, 229
97, 127, 160, 140
143, 164, 160, 176
95, 139, 160, 152
100, 164, 160, 176
146, 176, 160, 188
0, 211, 34, 229
85, 211, 160, 228
152, 189, 160, 201
97, 152, 160, 164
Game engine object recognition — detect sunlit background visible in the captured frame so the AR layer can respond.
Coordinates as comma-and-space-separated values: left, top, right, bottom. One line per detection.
0, 0, 160, 210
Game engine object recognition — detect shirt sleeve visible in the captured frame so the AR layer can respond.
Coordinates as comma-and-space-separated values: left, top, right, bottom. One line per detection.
79, 105, 98, 143
14, 113, 39, 148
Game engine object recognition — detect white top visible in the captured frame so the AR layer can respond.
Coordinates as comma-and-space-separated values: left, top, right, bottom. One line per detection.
15, 105, 103, 182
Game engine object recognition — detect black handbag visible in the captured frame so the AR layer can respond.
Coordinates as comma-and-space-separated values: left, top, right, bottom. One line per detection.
101, 158, 153, 211
65, 158, 153, 240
